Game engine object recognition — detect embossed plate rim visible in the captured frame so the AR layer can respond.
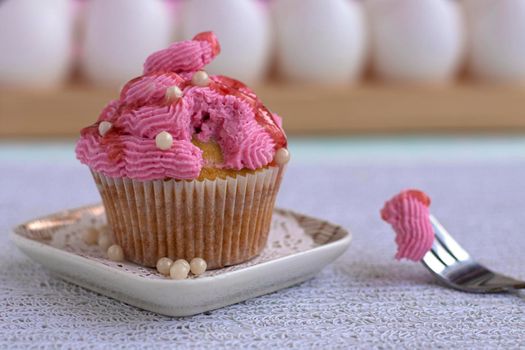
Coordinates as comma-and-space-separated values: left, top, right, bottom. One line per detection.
10, 204, 352, 316
11, 204, 351, 284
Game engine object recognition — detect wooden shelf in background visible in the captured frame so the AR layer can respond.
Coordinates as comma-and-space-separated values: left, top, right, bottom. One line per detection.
1, 83, 525, 137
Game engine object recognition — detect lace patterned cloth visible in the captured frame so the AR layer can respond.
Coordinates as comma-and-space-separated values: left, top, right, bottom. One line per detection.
1, 149, 525, 349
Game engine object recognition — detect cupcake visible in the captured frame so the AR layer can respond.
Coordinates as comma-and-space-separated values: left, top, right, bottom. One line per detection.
76, 32, 288, 269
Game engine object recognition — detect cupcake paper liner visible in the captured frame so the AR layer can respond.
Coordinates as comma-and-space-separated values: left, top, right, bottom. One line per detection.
91, 166, 284, 269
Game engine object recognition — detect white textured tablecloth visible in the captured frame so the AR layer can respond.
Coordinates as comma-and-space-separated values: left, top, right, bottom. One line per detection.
1, 138, 525, 349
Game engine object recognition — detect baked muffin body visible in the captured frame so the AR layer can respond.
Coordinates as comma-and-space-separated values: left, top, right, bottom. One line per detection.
76, 32, 288, 268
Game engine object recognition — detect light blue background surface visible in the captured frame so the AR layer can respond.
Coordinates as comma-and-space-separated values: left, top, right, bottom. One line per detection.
2, 135, 525, 163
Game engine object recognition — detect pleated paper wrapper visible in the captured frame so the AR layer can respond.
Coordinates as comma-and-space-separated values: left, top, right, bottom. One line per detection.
91, 166, 284, 269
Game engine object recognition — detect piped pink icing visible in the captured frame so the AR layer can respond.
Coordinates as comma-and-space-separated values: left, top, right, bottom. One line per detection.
120, 73, 185, 106
381, 190, 434, 261
76, 31, 286, 181
143, 32, 220, 75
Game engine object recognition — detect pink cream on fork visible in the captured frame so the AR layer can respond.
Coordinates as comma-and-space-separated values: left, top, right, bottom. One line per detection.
381, 190, 435, 261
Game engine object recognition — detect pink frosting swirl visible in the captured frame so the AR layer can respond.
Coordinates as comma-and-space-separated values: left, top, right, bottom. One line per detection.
120, 73, 185, 106
381, 190, 434, 261
76, 32, 286, 181
143, 32, 220, 75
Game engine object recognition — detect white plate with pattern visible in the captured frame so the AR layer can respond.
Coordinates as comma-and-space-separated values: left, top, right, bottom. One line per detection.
10, 204, 351, 317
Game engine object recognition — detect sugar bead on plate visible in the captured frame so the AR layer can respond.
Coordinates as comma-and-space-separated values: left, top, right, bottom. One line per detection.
107, 244, 124, 262
97, 231, 113, 251
174, 259, 190, 271
190, 258, 207, 275
156, 257, 173, 276
170, 260, 190, 280
82, 228, 99, 245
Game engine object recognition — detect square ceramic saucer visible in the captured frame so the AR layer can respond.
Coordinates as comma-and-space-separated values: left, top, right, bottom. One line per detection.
10, 204, 351, 317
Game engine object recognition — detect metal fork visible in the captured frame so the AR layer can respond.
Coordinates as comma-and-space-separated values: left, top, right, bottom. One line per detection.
422, 215, 525, 293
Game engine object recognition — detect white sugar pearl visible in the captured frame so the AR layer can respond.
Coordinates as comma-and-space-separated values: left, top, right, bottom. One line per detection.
82, 228, 100, 245
97, 231, 113, 251
98, 121, 112, 136
165, 85, 183, 102
189, 258, 207, 276
170, 259, 190, 280
174, 259, 190, 271
107, 244, 124, 262
155, 131, 173, 150
274, 148, 290, 165
191, 71, 210, 87
156, 257, 173, 276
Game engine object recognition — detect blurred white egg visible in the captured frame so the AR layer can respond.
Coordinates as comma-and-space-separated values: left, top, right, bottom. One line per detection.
0, 0, 72, 88
463, 0, 525, 83
366, 0, 464, 83
274, 0, 367, 84
165, 0, 183, 41
82, 0, 172, 86
181, 0, 271, 84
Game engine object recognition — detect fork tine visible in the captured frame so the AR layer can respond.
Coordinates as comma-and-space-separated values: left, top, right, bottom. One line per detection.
429, 215, 471, 261
422, 250, 447, 274
430, 238, 457, 267
423, 215, 525, 293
